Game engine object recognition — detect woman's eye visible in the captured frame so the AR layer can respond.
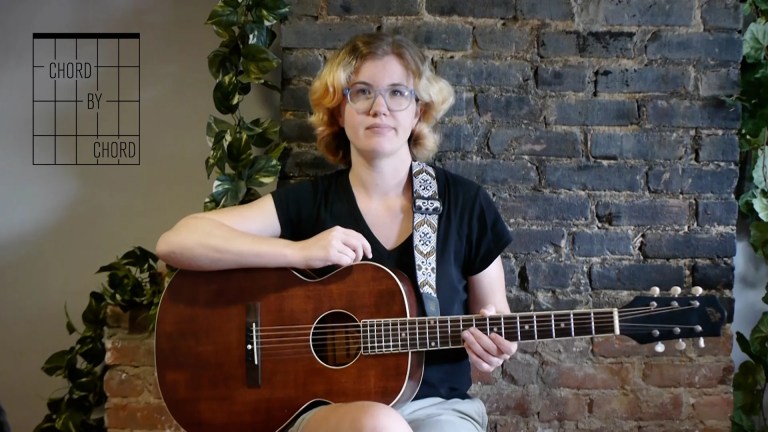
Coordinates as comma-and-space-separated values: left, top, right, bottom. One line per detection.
353, 87, 372, 97
390, 88, 407, 98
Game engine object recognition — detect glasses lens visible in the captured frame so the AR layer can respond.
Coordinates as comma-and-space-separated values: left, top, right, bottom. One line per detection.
346, 84, 413, 112
385, 86, 413, 111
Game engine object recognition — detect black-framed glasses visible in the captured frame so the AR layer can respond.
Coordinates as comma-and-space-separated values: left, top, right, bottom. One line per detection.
343, 83, 417, 112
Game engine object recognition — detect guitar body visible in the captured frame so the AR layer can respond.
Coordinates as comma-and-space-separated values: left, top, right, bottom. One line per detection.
155, 262, 423, 432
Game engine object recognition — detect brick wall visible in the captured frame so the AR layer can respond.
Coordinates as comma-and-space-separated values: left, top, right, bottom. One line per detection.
104, 0, 739, 430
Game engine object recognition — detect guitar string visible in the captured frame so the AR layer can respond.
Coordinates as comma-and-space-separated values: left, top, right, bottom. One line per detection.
251, 304, 687, 337
242, 305, 709, 358
250, 304, 701, 343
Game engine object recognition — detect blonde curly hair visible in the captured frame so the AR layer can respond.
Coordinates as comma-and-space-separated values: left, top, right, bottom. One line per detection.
308, 33, 455, 166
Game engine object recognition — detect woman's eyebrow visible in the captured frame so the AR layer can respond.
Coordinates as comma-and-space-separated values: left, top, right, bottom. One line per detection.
349, 80, 410, 87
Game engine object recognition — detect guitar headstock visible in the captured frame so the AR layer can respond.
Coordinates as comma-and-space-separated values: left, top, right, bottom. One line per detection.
618, 286, 726, 352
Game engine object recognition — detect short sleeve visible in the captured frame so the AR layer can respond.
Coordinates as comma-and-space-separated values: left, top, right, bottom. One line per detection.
465, 186, 512, 276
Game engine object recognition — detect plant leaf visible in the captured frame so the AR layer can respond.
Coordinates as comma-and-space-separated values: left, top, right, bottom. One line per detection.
241, 44, 280, 82
41, 349, 71, 377
744, 19, 768, 64
205, 4, 241, 28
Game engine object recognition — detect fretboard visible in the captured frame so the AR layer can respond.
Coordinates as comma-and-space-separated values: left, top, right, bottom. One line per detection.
361, 309, 618, 354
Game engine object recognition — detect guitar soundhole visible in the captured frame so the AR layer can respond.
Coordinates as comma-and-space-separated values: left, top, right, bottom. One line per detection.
311, 310, 362, 368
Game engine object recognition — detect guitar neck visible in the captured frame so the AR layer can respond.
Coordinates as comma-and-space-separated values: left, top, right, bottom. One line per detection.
361, 309, 618, 354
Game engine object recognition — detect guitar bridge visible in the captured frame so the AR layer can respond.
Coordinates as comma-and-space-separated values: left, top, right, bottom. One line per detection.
245, 303, 260, 388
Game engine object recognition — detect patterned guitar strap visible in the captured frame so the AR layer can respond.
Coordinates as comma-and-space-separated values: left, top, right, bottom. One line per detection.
411, 161, 442, 317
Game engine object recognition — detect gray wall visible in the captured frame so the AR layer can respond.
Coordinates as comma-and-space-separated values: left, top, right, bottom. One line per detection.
0, 1, 266, 429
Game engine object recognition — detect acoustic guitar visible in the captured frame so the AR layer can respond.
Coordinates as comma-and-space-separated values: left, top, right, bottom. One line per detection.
154, 261, 726, 432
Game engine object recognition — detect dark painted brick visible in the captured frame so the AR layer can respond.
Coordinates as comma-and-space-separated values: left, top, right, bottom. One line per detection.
525, 261, 582, 290
478, 94, 541, 122
508, 228, 567, 254
582, 0, 695, 26
281, 147, 338, 177
646, 99, 741, 129
648, 166, 739, 195
596, 67, 690, 94
539, 31, 578, 57
475, 25, 534, 53
436, 58, 532, 88
286, 0, 321, 16
573, 231, 634, 257
581, 32, 636, 58
591, 263, 686, 291
545, 163, 644, 192
444, 92, 476, 120
551, 99, 639, 126
328, 0, 419, 16
702, 0, 743, 30
590, 131, 689, 161
699, 67, 740, 97
646, 32, 742, 62
699, 134, 739, 163
540, 31, 636, 58
282, 51, 323, 80
441, 160, 538, 187
501, 194, 591, 222
537, 66, 591, 92
517, 0, 574, 21
386, 22, 473, 51
642, 232, 736, 258
426, 0, 516, 18
437, 123, 482, 152
281, 85, 310, 112
693, 262, 734, 291
596, 199, 689, 227
280, 117, 315, 143
697, 200, 738, 227
490, 128, 582, 157
282, 21, 376, 49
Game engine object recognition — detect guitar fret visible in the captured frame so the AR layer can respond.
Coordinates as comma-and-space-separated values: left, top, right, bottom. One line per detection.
435, 318, 439, 349
590, 311, 595, 336
550, 313, 556, 339
516, 315, 521, 341
501, 316, 505, 339
570, 312, 574, 338
533, 314, 538, 340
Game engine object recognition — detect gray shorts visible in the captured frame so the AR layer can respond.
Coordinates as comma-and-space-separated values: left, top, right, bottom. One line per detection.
287, 397, 488, 432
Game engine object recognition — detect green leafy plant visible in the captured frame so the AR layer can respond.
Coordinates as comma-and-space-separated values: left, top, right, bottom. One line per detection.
33, 247, 167, 432
203, 0, 290, 210
733, 1, 768, 431
34, 1, 291, 430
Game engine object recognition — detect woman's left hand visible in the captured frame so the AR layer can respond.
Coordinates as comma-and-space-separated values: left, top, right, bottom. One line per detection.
462, 304, 518, 373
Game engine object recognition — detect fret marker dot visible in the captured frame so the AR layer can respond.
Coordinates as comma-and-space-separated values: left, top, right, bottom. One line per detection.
430, 342, 436, 347
525, 325, 529, 330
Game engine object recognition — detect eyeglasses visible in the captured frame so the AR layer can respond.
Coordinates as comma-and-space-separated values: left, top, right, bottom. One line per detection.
343, 83, 417, 113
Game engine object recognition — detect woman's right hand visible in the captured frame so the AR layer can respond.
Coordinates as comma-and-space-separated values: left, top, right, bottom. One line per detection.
295, 226, 373, 268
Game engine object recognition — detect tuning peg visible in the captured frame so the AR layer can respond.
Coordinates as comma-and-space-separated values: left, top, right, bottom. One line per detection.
675, 339, 686, 350
670, 286, 681, 296
691, 286, 703, 296
649, 286, 660, 296
654, 342, 665, 353
698, 337, 705, 348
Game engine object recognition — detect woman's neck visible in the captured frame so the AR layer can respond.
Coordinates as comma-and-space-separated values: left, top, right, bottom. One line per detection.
348, 150, 413, 198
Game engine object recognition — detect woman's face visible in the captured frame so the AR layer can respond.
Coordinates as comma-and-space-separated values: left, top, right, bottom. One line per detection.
339, 54, 421, 162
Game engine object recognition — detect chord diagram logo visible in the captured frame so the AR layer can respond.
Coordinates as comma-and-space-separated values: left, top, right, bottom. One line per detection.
33, 33, 140, 165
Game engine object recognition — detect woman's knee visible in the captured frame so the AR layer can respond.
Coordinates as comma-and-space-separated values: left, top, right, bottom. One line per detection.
303, 401, 412, 432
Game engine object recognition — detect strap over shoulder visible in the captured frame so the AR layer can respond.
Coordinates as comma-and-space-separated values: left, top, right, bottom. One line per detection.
411, 161, 441, 316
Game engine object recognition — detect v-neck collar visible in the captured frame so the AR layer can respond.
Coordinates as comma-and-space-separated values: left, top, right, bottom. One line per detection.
341, 172, 413, 254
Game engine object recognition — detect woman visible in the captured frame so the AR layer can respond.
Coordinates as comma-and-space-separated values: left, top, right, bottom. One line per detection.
156, 32, 517, 432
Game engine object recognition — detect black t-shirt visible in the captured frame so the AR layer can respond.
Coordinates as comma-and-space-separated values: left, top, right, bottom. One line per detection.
271, 165, 512, 400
